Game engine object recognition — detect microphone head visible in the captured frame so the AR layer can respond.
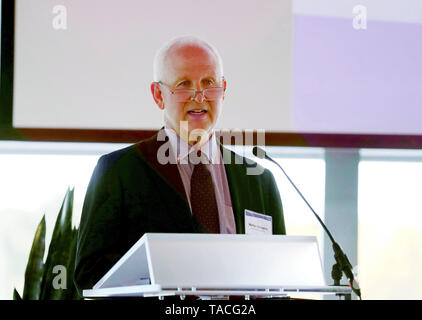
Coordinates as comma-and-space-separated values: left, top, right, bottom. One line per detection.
252, 146, 266, 159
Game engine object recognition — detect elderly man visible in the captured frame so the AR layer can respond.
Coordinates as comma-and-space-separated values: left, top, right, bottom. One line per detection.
74, 36, 286, 294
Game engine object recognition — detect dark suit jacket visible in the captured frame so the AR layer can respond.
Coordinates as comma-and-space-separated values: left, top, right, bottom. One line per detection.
74, 130, 286, 294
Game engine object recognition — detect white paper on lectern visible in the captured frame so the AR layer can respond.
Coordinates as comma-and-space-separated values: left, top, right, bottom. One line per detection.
92, 233, 326, 291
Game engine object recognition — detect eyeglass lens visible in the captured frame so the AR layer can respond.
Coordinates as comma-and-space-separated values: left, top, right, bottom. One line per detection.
172, 88, 224, 102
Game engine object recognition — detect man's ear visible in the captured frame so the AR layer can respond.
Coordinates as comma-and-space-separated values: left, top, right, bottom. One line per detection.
151, 82, 165, 110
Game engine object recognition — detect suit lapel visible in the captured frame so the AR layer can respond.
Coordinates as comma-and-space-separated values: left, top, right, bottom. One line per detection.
220, 143, 247, 234
134, 131, 249, 234
135, 128, 188, 205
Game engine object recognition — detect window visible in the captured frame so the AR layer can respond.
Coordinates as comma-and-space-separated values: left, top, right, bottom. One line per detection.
0, 141, 128, 299
358, 149, 422, 299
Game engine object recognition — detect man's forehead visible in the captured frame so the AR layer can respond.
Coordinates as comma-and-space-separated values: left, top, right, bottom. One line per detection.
169, 43, 215, 60
163, 44, 221, 82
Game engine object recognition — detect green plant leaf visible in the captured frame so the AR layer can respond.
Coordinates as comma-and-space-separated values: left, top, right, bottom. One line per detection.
51, 187, 74, 244
21, 188, 80, 300
70, 227, 83, 300
61, 228, 79, 300
13, 288, 22, 300
40, 187, 75, 299
22, 215, 46, 300
48, 226, 78, 300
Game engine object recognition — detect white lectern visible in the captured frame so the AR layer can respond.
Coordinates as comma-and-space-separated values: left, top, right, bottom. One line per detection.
83, 233, 352, 299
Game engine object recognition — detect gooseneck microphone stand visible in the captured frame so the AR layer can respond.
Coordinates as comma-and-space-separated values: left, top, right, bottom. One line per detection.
252, 147, 362, 300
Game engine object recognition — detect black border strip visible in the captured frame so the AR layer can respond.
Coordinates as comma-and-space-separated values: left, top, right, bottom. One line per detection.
0, 0, 14, 127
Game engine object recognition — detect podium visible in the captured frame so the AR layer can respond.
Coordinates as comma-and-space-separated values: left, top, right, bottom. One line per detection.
83, 233, 352, 299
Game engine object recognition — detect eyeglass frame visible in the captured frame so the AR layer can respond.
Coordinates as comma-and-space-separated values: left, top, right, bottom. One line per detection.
156, 78, 226, 102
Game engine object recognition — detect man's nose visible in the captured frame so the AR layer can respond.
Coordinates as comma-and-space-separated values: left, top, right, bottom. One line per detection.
192, 90, 205, 103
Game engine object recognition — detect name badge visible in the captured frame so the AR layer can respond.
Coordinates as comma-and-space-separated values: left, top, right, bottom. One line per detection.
244, 209, 273, 235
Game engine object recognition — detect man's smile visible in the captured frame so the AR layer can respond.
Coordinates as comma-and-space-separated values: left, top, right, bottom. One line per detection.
188, 109, 207, 114
187, 108, 208, 118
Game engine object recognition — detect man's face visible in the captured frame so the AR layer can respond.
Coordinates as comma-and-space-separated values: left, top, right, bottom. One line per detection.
152, 45, 226, 144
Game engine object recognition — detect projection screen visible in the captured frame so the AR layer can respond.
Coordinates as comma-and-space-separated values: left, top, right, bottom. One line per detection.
4, 0, 422, 145
12, 0, 292, 131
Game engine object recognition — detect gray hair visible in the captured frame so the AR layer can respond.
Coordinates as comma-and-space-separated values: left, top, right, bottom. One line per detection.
152, 35, 224, 82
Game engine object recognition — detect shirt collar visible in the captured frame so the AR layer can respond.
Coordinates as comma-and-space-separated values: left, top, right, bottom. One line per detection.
164, 126, 220, 164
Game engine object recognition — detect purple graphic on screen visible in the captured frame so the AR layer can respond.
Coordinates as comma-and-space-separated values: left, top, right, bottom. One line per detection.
292, 14, 422, 134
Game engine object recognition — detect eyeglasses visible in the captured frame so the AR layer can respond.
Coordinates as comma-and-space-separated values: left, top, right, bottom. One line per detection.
158, 81, 225, 102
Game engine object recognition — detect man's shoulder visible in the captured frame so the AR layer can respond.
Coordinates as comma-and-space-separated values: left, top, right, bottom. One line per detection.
96, 130, 169, 173
98, 144, 137, 169
97, 134, 158, 171
101, 144, 134, 162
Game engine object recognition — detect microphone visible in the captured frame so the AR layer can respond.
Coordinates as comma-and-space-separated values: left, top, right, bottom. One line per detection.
252, 146, 362, 299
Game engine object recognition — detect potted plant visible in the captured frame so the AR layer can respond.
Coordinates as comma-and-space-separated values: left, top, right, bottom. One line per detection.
14, 188, 81, 300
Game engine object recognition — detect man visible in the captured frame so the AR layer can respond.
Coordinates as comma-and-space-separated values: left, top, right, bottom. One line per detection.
74, 36, 286, 295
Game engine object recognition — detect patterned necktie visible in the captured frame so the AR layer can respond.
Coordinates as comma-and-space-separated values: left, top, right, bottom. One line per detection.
190, 152, 220, 233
